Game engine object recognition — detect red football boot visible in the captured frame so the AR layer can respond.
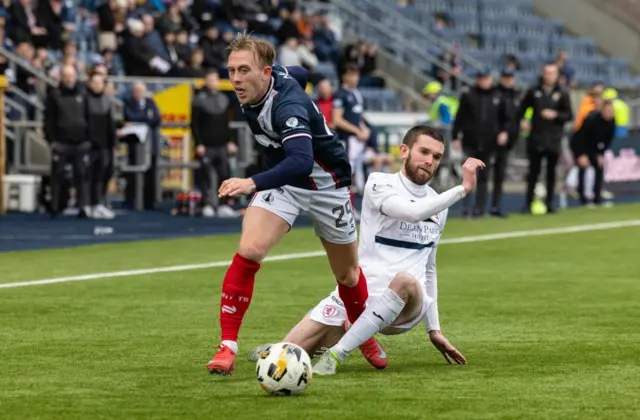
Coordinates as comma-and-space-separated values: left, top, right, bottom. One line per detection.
344, 321, 388, 369
207, 344, 237, 376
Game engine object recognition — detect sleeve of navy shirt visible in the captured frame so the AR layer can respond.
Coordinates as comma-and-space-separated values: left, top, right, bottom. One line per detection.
285, 66, 309, 89
250, 100, 315, 191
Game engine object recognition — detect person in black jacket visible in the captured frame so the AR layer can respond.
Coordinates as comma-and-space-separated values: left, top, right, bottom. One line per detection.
190, 69, 239, 218
518, 63, 573, 213
44, 64, 91, 219
123, 81, 162, 210
573, 101, 616, 205
452, 69, 509, 217
86, 71, 117, 219
493, 69, 521, 217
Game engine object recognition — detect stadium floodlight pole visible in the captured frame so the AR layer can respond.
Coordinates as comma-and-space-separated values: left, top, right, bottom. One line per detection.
0, 74, 7, 215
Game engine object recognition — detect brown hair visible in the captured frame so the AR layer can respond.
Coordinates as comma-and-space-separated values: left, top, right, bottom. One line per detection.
226, 33, 276, 68
402, 125, 445, 148
342, 63, 360, 77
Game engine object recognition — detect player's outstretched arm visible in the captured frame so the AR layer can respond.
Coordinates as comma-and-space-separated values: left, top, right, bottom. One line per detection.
368, 158, 485, 224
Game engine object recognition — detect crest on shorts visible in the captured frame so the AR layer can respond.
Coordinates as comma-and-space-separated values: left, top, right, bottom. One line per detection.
285, 117, 299, 128
322, 305, 337, 318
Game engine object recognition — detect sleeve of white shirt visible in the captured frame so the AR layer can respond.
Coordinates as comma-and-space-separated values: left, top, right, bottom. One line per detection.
366, 174, 466, 224
422, 210, 448, 332
423, 245, 441, 332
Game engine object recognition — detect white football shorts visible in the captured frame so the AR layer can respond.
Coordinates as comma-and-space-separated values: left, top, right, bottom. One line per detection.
249, 185, 357, 244
308, 286, 428, 334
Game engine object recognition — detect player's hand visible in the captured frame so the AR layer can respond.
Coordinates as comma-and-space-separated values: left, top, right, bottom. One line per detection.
460, 157, 486, 194
576, 154, 589, 168
227, 142, 238, 155
429, 330, 467, 364
497, 131, 508, 147
357, 127, 370, 142
218, 178, 256, 198
541, 109, 558, 120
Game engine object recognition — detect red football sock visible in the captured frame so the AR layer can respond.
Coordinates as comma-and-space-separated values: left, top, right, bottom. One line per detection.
220, 253, 261, 342
338, 267, 369, 324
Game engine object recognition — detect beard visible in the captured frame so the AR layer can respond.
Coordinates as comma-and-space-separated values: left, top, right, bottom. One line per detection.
403, 152, 434, 186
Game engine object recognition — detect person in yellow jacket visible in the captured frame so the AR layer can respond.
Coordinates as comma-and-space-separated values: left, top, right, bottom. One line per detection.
602, 88, 629, 138
422, 81, 458, 127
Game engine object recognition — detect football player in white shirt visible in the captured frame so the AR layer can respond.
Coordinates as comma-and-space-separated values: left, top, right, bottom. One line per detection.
248, 125, 485, 373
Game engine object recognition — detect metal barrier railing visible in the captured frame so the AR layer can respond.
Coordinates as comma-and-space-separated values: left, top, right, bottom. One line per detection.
6, 119, 256, 211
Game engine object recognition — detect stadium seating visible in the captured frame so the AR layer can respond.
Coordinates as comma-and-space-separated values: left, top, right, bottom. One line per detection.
360, 0, 638, 88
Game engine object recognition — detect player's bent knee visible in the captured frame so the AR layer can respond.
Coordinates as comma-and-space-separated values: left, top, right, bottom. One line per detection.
236, 244, 266, 264
335, 265, 360, 287
388, 271, 421, 303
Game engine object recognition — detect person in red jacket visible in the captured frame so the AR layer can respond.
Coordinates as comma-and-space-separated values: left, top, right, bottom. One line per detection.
315, 78, 334, 129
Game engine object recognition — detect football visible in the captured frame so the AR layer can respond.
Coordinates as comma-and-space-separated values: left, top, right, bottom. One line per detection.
255, 342, 312, 396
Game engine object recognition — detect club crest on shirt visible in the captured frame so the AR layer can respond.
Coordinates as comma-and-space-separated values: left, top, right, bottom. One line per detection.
372, 184, 392, 192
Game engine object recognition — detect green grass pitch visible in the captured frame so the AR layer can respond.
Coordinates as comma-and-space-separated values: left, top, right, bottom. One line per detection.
2, 204, 640, 420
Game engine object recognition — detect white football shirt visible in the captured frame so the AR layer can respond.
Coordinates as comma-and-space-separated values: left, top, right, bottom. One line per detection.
358, 171, 448, 298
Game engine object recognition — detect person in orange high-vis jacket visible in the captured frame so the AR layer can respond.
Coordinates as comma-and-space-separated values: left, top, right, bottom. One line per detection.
573, 82, 604, 132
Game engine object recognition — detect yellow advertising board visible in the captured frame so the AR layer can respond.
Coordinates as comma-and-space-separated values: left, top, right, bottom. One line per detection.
152, 83, 193, 191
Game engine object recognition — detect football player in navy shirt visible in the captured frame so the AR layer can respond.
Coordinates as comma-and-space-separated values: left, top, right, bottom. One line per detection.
207, 34, 386, 376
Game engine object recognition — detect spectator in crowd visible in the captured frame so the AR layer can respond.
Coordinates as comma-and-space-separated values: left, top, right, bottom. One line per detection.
573, 100, 616, 206
278, 36, 301, 67
86, 71, 117, 219
157, 0, 194, 35
190, 69, 239, 218
422, 81, 457, 128
341, 40, 383, 87
181, 46, 206, 78
518, 62, 573, 213
494, 69, 521, 217
174, 28, 192, 65
452, 69, 509, 217
314, 78, 334, 129
96, 0, 127, 51
44, 64, 91, 219
434, 45, 463, 92
333, 64, 369, 215
121, 18, 170, 76
555, 49, 576, 88
9, 0, 48, 48
573, 81, 604, 133
502, 54, 521, 73
199, 23, 227, 71
123, 80, 161, 210
311, 10, 339, 68
276, 6, 301, 45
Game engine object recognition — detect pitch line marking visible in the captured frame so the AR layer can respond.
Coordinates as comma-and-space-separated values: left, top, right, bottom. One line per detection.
2, 219, 639, 289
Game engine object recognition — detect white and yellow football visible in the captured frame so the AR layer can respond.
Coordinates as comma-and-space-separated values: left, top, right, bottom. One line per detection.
255, 342, 312, 396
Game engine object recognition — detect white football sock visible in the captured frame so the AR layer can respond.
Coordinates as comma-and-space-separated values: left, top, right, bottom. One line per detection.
221, 340, 238, 354
332, 288, 405, 362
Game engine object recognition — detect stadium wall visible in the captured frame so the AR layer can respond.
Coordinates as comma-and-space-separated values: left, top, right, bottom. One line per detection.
531, 0, 640, 73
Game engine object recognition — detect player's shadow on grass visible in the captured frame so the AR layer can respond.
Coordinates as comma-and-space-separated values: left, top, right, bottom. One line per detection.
336, 359, 467, 375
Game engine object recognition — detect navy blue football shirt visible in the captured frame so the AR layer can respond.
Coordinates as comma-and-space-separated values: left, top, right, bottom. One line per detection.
332, 86, 364, 141
240, 65, 351, 191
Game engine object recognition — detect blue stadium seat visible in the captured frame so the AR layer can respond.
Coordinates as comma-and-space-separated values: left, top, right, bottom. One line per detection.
450, 12, 480, 34
450, 0, 479, 14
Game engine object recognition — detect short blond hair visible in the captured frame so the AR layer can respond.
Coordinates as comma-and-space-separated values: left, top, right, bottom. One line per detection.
226, 33, 276, 68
